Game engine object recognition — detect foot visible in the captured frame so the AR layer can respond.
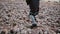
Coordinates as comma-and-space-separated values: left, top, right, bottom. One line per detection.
30, 24, 37, 29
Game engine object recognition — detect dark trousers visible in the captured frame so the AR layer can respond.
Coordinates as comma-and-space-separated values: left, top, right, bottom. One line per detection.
26, 0, 39, 24
29, 0, 39, 16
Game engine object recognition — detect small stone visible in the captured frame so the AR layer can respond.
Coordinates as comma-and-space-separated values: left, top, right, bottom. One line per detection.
9, 30, 14, 34
7, 14, 11, 17
13, 23, 16, 27
38, 32, 41, 34
0, 31, 5, 34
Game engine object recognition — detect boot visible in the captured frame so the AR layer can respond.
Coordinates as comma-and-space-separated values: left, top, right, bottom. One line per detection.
29, 15, 37, 29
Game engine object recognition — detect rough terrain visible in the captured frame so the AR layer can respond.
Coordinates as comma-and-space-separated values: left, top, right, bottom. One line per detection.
0, 0, 60, 34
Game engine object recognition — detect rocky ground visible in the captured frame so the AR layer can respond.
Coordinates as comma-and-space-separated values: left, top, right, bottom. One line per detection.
0, 0, 60, 34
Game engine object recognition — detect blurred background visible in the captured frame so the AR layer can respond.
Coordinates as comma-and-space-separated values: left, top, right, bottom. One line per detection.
0, 0, 60, 34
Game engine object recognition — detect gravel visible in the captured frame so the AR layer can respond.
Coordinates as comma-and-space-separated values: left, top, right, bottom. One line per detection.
0, 0, 60, 34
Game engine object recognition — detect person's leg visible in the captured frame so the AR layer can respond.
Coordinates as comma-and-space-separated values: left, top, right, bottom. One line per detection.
29, 0, 39, 16
29, 0, 39, 28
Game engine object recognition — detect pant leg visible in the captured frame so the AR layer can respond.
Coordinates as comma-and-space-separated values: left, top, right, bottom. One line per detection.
29, 0, 39, 16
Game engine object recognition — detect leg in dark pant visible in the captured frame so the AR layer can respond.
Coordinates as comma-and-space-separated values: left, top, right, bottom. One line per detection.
29, 0, 39, 16
29, 0, 39, 28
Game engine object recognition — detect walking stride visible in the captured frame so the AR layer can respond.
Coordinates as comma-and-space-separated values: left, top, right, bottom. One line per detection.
26, 0, 39, 29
